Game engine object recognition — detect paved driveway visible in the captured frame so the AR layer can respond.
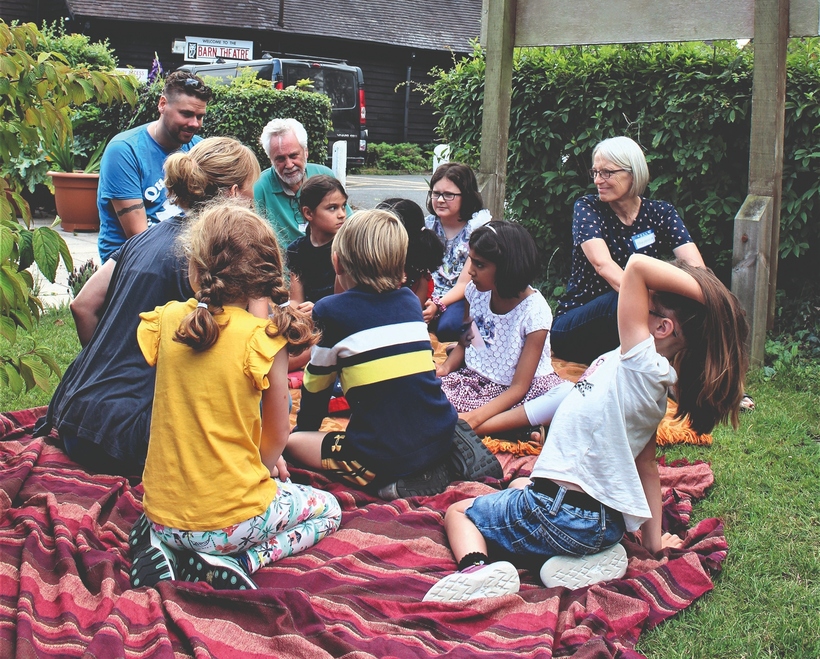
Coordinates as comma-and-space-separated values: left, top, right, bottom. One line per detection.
346, 173, 430, 211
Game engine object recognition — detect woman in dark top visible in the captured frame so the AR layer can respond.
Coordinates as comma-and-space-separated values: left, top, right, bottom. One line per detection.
550, 136, 704, 365
37, 137, 262, 475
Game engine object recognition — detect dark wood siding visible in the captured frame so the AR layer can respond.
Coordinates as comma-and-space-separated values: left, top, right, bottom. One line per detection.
2, 0, 63, 21
8, 5, 462, 146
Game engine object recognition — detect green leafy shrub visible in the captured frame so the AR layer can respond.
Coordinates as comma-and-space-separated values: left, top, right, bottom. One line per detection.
426, 41, 820, 291
1, 20, 136, 393
38, 19, 117, 70
360, 143, 433, 173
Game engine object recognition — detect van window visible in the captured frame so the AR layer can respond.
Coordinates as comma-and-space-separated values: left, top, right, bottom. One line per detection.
283, 64, 356, 110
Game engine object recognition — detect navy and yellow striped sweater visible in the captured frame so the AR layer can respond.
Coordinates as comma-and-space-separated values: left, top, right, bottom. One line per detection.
297, 286, 457, 483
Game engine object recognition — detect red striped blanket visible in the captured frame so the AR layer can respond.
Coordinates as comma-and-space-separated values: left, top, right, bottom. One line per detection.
0, 407, 726, 658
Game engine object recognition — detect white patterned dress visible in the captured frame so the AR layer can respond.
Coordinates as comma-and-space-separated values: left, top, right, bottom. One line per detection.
441, 283, 567, 412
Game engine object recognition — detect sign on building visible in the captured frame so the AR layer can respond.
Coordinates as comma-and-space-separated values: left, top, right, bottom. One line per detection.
184, 37, 253, 63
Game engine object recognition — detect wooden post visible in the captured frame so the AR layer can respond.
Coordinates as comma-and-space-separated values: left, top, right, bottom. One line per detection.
732, 195, 773, 366
731, 0, 789, 366
477, 0, 516, 220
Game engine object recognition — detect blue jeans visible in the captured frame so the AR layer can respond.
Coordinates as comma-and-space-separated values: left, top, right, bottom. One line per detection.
465, 483, 625, 565
551, 291, 620, 365
428, 299, 467, 342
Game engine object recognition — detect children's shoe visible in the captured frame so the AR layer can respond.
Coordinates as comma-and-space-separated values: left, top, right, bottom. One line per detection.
423, 562, 520, 603
449, 419, 503, 481
376, 460, 452, 500
129, 513, 178, 588
177, 549, 258, 590
539, 543, 628, 590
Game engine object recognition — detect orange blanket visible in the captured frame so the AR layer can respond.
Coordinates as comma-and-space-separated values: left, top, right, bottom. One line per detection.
289, 343, 712, 454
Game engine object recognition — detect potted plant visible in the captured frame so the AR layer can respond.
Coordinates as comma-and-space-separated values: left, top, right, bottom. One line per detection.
46, 128, 106, 232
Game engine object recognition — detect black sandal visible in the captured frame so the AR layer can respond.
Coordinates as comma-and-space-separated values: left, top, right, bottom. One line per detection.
740, 392, 755, 412
493, 425, 545, 446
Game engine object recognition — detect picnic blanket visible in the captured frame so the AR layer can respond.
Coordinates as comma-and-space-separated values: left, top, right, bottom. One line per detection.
0, 406, 726, 658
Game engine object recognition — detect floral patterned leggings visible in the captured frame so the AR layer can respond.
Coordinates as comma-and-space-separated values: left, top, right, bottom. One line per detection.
152, 481, 341, 573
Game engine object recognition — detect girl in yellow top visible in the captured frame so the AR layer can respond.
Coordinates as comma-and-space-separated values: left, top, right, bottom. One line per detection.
129, 201, 341, 590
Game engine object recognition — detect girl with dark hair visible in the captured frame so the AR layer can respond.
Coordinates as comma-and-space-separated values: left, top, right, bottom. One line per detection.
424, 162, 492, 341
129, 201, 340, 591
437, 221, 573, 437
377, 197, 444, 311
424, 254, 748, 603
286, 174, 348, 314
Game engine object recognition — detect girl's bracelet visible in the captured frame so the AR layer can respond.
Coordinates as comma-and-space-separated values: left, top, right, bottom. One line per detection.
431, 295, 447, 319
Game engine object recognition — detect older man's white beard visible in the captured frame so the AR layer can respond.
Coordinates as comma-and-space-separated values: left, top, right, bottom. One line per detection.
278, 167, 306, 188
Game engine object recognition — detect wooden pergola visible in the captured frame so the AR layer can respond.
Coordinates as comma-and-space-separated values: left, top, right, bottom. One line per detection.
478, 0, 819, 365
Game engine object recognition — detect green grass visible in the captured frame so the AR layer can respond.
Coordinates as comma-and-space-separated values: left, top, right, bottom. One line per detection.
0, 305, 81, 413
638, 368, 820, 658
1, 310, 818, 656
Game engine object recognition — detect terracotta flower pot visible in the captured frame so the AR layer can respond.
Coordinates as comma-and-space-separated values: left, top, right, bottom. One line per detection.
47, 171, 100, 232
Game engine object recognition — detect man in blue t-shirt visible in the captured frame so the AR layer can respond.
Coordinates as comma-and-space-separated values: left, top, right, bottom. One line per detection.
97, 71, 213, 261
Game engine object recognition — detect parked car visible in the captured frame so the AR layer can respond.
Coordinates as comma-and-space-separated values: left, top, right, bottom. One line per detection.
178, 56, 367, 166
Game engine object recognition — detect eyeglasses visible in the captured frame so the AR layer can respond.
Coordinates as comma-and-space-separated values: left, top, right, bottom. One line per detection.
428, 190, 462, 202
589, 168, 628, 180
649, 309, 679, 338
184, 78, 209, 92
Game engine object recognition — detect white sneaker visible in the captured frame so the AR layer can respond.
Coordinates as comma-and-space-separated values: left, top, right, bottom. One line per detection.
540, 543, 628, 590
423, 562, 520, 603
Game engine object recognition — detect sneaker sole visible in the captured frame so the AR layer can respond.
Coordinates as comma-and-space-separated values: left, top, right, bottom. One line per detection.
540, 543, 628, 590
381, 461, 452, 500
450, 419, 503, 481
177, 549, 257, 590
129, 517, 177, 588
128, 513, 152, 550
424, 561, 520, 603
130, 543, 177, 588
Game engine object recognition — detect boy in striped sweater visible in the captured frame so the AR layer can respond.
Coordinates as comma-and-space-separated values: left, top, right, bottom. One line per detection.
287, 209, 501, 499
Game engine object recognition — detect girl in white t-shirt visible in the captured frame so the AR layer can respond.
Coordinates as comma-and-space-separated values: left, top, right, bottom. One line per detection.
425, 254, 748, 603
437, 221, 573, 438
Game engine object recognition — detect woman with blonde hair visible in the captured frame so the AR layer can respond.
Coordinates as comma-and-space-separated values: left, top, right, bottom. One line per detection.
37, 137, 263, 475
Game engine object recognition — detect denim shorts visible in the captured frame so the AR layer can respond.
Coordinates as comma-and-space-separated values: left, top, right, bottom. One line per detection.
465, 483, 626, 564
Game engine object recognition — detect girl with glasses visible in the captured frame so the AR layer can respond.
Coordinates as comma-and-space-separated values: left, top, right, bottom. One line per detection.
424, 162, 491, 341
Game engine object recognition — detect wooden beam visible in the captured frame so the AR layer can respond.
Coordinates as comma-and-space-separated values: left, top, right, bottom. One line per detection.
494, 0, 817, 46
477, 0, 516, 221
731, 0, 789, 365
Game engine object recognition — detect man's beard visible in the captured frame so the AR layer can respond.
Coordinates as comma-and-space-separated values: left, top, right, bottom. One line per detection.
278, 167, 305, 188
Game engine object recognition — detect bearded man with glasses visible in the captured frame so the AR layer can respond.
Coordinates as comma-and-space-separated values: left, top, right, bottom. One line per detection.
550, 136, 704, 365
98, 71, 213, 262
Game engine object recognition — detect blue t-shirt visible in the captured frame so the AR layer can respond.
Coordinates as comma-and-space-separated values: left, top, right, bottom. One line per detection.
97, 123, 200, 262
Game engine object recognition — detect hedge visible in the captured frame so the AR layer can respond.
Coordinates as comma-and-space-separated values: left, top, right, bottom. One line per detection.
426, 40, 820, 288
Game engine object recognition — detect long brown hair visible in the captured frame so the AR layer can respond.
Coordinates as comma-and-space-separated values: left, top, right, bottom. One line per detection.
655, 261, 749, 433
174, 201, 319, 354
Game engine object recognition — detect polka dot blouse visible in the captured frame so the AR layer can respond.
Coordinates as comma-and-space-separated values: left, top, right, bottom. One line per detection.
556, 194, 694, 316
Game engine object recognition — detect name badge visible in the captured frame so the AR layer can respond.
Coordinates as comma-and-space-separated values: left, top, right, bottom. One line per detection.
632, 230, 655, 250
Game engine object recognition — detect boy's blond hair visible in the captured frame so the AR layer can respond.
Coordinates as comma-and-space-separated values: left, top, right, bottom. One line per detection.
332, 209, 408, 293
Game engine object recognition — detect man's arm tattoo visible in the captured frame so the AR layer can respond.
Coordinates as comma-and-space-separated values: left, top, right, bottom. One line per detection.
116, 202, 145, 217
